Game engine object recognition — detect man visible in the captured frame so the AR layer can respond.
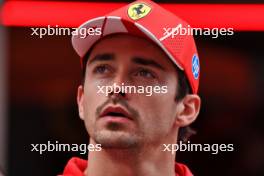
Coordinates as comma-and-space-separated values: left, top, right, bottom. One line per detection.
61, 0, 201, 175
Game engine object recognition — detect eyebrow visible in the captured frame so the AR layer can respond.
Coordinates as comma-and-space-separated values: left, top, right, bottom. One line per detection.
132, 57, 165, 70
87, 53, 115, 65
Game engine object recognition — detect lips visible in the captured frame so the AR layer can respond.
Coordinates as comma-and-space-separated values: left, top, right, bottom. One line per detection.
100, 106, 132, 120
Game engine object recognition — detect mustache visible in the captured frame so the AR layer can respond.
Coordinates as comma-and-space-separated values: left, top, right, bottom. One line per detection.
96, 97, 139, 120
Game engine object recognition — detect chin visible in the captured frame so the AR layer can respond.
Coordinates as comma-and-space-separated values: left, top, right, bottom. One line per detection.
93, 130, 140, 149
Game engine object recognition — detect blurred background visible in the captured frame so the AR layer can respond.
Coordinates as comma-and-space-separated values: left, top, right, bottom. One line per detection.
0, 0, 264, 176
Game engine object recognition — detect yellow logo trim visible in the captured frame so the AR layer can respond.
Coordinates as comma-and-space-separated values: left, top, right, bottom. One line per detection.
128, 3, 152, 20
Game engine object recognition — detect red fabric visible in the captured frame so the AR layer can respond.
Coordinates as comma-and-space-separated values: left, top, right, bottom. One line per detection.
71, 0, 200, 94
60, 157, 193, 176
60, 157, 87, 176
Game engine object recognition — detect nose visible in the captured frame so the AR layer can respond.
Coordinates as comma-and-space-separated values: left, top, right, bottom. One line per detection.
107, 72, 128, 99
108, 89, 126, 98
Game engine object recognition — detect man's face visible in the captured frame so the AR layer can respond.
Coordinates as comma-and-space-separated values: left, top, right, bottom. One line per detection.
78, 34, 180, 149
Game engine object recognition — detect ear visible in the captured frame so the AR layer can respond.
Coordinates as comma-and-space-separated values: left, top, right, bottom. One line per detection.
77, 85, 85, 121
175, 94, 201, 127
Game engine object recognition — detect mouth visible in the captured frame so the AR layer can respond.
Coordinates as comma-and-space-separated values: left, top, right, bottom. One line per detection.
99, 106, 133, 121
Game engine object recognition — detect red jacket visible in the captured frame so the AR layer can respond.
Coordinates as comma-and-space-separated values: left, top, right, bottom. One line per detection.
60, 157, 193, 176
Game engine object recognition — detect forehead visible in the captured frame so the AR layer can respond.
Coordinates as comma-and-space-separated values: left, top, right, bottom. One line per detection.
88, 34, 174, 68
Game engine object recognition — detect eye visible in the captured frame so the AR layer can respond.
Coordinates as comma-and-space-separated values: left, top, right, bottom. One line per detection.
135, 69, 155, 79
93, 65, 110, 74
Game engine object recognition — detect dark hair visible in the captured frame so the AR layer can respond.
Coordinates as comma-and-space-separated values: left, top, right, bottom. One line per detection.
81, 52, 90, 82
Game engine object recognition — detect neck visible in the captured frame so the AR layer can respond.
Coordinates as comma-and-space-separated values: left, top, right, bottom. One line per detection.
85, 139, 176, 176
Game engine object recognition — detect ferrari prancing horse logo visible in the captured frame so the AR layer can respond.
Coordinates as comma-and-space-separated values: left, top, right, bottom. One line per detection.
128, 3, 152, 20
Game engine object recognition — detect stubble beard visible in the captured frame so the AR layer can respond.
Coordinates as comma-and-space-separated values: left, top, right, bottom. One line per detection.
92, 124, 142, 149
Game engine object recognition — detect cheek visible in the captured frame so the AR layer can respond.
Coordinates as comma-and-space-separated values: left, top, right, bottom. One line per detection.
135, 91, 177, 134
143, 83, 176, 116
82, 81, 106, 122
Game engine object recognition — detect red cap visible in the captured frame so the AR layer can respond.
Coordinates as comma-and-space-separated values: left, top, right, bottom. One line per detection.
72, 0, 200, 94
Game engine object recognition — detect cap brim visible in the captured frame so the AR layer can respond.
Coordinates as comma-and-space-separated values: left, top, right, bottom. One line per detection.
71, 16, 183, 70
